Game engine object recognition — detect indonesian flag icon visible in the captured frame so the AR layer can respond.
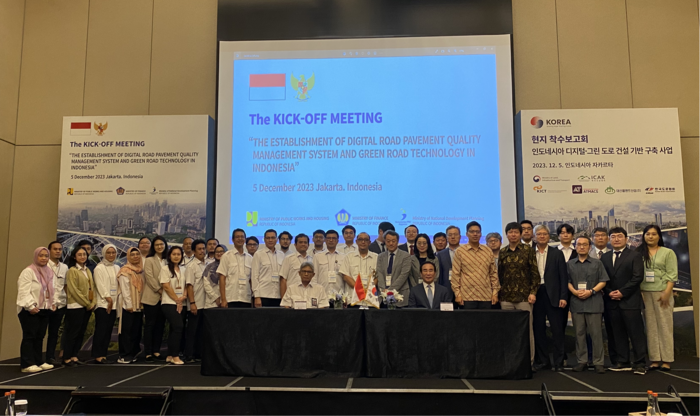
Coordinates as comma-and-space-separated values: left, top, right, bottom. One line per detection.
70, 122, 91, 136
354, 274, 366, 301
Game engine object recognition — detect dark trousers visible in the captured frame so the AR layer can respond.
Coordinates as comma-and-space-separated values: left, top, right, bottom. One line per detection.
142, 302, 165, 356
462, 301, 492, 310
92, 308, 116, 358
62, 308, 91, 359
610, 307, 647, 366
119, 310, 143, 360
185, 311, 201, 358
161, 304, 185, 357
18, 309, 49, 368
561, 301, 570, 362
533, 285, 566, 366
261, 298, 281, 307
45, 307, 66, 362
603, 302, 618, 364
228, 302, 251, 308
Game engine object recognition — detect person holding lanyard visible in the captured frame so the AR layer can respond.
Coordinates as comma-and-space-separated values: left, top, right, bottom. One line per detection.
92, 244, 119, 364
160, 246, 186, 365
63, 246, 96, 367
46, 241, 68, 366
17, 247, 56, 373
142, 236, 168, 362
637, 224, 678, 371
117, 248, 144, 364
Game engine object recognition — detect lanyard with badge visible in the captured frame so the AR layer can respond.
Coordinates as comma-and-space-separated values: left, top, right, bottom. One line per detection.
108, 266, 118, 297
174, 272, 183, 297
328, 256, 339, 284
645, 253, 656, 282
267, 251, 279, 283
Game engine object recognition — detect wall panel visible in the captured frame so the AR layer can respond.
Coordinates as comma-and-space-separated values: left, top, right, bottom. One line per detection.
83, 0, 153, 116
0, 141, 16, 342
0, 0, 25, 144
680, 137, 699, 352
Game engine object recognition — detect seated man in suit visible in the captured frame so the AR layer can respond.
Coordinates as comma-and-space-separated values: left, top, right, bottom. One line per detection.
408, 262, 453, 308
376, 230, 412, 307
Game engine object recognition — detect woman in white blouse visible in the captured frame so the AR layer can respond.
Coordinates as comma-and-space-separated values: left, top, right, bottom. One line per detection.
160, 246, 186, 365
17, 247, 56, 373
117, 248, 144, 364
92, 244, 119, 364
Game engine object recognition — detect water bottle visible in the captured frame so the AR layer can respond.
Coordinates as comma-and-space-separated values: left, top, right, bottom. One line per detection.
652, 393, 661, 415
646, 390, 654, 416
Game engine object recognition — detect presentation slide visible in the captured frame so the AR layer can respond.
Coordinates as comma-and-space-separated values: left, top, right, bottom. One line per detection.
217, 36, 515, 244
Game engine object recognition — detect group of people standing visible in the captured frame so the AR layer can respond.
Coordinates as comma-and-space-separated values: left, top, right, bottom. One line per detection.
16, 220, 677, 376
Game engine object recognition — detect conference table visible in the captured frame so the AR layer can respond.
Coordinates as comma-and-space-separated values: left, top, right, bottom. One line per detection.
201, 308, 532, 379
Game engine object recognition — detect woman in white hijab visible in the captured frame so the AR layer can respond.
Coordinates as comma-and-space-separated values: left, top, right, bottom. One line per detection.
92, 244, 119, 363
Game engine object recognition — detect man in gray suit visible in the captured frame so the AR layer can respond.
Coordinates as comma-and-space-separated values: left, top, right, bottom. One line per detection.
376, 230, 412, 307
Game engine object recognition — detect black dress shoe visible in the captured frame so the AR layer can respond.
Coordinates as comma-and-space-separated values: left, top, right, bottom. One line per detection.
145, 355, 154, 363
152, 354, 166, 361
595, 365, 606, 374
572, 363, 587, 372
74, 360, 87, 366
553, 365, 564, 372
63, 361, 76, 367
534, 363, 551, 372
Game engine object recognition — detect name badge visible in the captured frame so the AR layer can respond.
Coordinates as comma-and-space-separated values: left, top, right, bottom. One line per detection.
271, 274, 279, 282
645, 271, 655, 283
386, 274, 392, 286
328, 271, 337, 283
238, 277, 247, 285
577, 282, 587, 291
448, 270, 452, 281
294, 300, 307, 310
175, 286, 183, 296
110, 287, 118, 297
359, 305, 369, 310
440, 303, 454, 311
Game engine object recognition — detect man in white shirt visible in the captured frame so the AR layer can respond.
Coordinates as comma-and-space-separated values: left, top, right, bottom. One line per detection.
218, 228, 253, 308
398, 224, 418, 255
340, 232, 378, 296
205, 238, 219, 265
339, 225, 358, 254
313, 230, 346, 295
280, 234, 314, 298
184, 239, 207, 362
557, 224, 575, 262
181, 237, 195, 267
46, 241, 68, 365
281, 262, 329, 309
311, 230, 326, 255
252, 229, 283, 307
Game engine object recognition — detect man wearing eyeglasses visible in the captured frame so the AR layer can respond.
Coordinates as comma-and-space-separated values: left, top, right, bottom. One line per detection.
281, 262, 329, 309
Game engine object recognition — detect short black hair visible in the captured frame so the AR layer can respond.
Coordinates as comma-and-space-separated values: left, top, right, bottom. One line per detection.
294, 233, 309, 243
206, 238, 219, 245
466, 221, 481, 232
191, 239, 206, 252
575, 235, 591, 246
608, 227, 627, 237
246, 236, 259, 244
77, 239, 93, 248
593, 227, 608, 235
404, 224, 418, 233
433, 232, 447, 240
264, 229, 277, 237
383, 230, 399, 241
48, 240, 62, 251
520, 220, 533, 228
342, 225, 356, 234
279, 231, 292, 240
505, 222, 522, 234
182, 236, 193, 243
378, 222, 395, 233
421, 261, 436, 272
232, 228, 246, 239
312, 229, 326, 237
325, 229, 339, 238
557, 224, 574, 235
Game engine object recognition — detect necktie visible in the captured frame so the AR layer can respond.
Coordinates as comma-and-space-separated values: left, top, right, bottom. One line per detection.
409, 245, 414, 255
598, 250, 603, 259
387, 252, 394, 274
381, 243, 385, 252
614, 251, 621, 265
427, 284, 433, 308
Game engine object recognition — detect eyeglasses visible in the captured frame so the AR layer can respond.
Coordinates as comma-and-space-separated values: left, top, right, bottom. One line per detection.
299, 270, 314, 274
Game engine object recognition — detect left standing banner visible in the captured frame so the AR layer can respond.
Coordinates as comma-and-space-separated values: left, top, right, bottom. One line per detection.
58, 115, 214, 266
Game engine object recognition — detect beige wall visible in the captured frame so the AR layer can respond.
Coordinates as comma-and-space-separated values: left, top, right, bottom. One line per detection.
0, 0, 697, 358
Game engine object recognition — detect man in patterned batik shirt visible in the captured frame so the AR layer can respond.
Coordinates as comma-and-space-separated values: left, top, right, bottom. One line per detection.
498, 222, 540, 366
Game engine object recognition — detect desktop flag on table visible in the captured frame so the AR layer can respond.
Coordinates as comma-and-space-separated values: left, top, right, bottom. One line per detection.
349, 274, 380, 308
354, 274, 366, 301
249, 73, 286, 101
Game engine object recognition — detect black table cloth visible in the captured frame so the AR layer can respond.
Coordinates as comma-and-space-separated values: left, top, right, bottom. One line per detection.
201, 308, 531, 379
201, 308, 365, 378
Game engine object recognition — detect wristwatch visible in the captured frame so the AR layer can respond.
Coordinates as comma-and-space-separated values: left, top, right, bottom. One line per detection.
590, 289, 596, 296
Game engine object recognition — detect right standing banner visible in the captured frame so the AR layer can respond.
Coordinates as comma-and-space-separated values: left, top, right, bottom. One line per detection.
515, 109, 691, 295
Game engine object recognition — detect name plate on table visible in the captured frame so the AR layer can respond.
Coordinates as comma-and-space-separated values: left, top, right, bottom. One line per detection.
440, 303, 454, 311
294, 301, 307, 310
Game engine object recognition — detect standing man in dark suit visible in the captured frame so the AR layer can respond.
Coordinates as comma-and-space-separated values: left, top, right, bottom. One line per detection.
376, 231, 412, 307
398, 224, 418, 254
437, 225, 461, 289
520, 220, 536, 249
408, 262, 453, 308
532, 225, 569, 372
601, 227, 647, 375
369, 222, 395, 254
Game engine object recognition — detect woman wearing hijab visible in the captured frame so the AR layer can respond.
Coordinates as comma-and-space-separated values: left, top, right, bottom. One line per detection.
117, 248, 144, 364
92, 244, 119, 364
17, 247, 56, 373
160, 246, 186, 365
143, 236, 168, 362
63, 246, 96, 367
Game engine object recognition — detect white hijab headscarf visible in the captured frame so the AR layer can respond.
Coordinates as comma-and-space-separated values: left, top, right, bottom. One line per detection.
100, 244, 118, 267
